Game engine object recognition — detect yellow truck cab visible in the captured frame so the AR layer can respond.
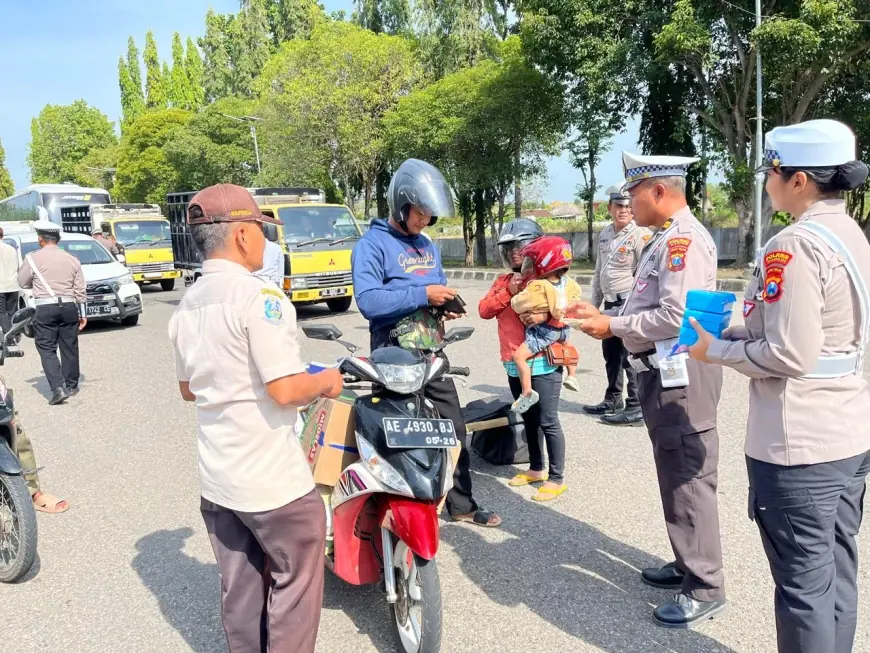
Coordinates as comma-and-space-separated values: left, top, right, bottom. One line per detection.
250, 188, 361, 313
92, 204, 181, 291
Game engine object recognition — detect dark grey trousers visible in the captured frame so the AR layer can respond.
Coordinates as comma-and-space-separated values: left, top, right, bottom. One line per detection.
747, 451, 870, 653
201, 490, 326, 653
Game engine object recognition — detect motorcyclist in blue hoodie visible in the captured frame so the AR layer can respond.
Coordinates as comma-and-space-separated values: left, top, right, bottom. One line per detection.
352, 159, 502, 528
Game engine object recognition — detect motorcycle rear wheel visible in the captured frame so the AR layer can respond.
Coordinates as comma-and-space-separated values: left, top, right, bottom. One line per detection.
0, 472, 38, 583
389, 539, 442, 653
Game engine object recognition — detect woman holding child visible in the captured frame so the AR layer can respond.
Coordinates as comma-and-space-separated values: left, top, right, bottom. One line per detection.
478, 220, 578, 502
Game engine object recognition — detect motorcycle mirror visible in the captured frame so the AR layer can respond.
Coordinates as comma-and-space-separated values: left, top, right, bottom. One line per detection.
302, 324, 343, 341
11, 307, 35, 325
443, 326, 474, 344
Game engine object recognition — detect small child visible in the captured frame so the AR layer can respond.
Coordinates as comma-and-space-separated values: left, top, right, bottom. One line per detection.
509, 236, 583, 413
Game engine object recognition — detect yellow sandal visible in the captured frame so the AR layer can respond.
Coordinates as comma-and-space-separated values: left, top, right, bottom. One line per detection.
508, 472, 548, 487
532, 485, 568, 502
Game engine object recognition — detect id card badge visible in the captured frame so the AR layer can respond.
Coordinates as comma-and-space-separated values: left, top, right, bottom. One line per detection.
655, 338, 690, 388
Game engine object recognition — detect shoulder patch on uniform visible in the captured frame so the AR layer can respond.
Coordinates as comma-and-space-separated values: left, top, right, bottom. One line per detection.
642, 234, 652, 243
666, 237, 691, 272
262, 295, 284, 324
260, 287, 284, 299
763, 251, 793, 304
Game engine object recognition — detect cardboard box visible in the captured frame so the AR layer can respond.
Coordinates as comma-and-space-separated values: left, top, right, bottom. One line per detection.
299, 394, 360, 486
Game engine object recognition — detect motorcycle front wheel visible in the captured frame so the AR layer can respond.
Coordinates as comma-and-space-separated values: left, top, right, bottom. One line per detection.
0, 472, 38, 583
389, 539, 443, 653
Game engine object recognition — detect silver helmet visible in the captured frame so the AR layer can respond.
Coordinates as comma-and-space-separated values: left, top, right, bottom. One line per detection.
497, 218, 544, 271
388, 159, 455, 231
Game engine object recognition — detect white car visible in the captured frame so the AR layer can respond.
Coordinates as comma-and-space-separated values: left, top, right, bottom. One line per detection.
3, 230, 144, 327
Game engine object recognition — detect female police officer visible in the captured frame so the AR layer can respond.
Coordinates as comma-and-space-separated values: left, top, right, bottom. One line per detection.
689, 119, 870, 653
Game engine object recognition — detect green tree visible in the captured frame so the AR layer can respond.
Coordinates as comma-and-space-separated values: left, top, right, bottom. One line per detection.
119, 37, 146, 129
237, 0, 274, 95
28, 100, 118, 184
267, 0, 323, 44
0, 139, 14, 197
168, 32, 190, 108
257, 21, 422, 218
144, 31, 168, 109
199, 10, 235, 101
114, 109, 191, 204
73, 144, 119, 190
352, 0, 411, 35
185, 37, 206, 109
385, 38, 565, 265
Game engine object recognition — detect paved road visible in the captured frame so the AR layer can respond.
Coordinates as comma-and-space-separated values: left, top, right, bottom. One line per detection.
2, 278, 868, 653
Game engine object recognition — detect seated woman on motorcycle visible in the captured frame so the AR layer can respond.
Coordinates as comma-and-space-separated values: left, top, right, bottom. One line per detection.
478, 220, 571, 502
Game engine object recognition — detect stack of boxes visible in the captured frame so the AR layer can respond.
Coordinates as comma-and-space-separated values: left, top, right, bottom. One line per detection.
678, 290, 738, 346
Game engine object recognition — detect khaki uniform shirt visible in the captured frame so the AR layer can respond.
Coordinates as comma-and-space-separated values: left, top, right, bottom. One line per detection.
592, 221, 653, 310
168, 259, 313, 512
18, 245, 86, 303
610, 207, 718, 353
707, 200, 870, 466
0, 241, 20, 293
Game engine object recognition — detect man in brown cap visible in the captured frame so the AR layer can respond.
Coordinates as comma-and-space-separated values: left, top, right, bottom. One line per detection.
168, 184, 343, 653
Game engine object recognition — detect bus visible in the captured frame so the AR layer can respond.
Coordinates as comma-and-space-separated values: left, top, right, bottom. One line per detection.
0, 183, 112, 228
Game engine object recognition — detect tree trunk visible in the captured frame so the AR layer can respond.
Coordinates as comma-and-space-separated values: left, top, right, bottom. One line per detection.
460, 193, 474, 267
514, 150, 522, 219
734, 196, 754, 266
497, 191, 506, 232
586, 151, 596, 263
363, 179, 372, 219
376, 166, 390, 218
474, 188, 487, 267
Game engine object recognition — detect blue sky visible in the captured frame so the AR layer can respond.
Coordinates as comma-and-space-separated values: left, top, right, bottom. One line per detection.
0, 1, 647, 202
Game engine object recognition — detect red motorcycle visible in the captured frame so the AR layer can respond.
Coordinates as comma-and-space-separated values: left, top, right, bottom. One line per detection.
303, 323, 472, 653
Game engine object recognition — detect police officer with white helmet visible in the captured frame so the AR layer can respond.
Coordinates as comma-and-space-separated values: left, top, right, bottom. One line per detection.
18, 218, 87, 405
689, 119, 870, 653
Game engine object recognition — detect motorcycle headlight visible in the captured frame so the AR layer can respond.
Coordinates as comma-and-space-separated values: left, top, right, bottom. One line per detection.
117, 272, 134, 286
375, 363, 426, 394
356, 433, 414, 497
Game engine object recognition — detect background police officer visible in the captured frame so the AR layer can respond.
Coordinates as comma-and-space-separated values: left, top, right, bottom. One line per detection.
18, 220, 86, 405
690, 119, 870, 653
584, 182, 651, 425
576, 152, 727, 628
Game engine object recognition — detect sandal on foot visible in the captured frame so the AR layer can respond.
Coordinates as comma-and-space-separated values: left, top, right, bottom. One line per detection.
511, 390, 540, 414
562, 377, 580, 392
450, 508, 502, 528
532, 485, 568, 502
32, 492, 70, 514
508, 472, 548, 487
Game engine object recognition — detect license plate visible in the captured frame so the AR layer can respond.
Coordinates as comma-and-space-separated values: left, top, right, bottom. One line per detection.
86, 305, 116, 317
143, 272, 163, 279
319, 287, 347, 298
382, 418, 458, 449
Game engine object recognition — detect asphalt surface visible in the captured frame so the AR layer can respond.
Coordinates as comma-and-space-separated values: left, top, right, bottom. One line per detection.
2, 278, 868, 653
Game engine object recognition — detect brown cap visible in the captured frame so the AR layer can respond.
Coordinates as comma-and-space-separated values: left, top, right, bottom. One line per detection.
187, 184, 281, 225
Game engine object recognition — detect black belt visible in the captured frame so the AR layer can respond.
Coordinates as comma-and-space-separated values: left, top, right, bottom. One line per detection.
628, 349, 659, 371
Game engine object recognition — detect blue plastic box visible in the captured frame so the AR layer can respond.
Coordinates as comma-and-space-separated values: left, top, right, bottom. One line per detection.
685, 290, 737, 314
678, 290, 737, 347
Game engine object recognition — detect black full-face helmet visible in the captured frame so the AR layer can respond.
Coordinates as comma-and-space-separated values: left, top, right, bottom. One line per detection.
497, 218, 544, 271
388, 159, 455, 232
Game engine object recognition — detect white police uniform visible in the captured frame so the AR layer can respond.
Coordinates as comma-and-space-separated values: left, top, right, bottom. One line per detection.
705, 119, 870, 652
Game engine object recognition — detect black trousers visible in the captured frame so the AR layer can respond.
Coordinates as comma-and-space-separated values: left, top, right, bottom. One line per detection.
602, 299, 639, 409
425, 375, 478, 516
508, 371, 566, 483
0, 291, 18, 335
33, 303, 81, 392
747, 451, 870, 653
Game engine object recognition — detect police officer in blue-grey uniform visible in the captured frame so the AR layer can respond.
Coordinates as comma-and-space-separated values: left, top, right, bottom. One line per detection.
689, 119, 870, 653
18, 220, 87, 405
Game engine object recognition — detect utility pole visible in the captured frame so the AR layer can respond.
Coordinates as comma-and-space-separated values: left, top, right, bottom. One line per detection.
219, 113, 263, 184
753, 0, 764, 264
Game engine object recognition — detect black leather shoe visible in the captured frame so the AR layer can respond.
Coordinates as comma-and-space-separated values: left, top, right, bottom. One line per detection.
65, 385, 79, 397
653, 593, 728, 629
641, 562, 685, 589
601, 408, 644, 426
49, 387, 70, 406
582, 399, 624, 416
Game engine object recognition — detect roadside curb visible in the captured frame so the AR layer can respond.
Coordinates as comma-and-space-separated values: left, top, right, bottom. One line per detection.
445, 269, 748, 292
